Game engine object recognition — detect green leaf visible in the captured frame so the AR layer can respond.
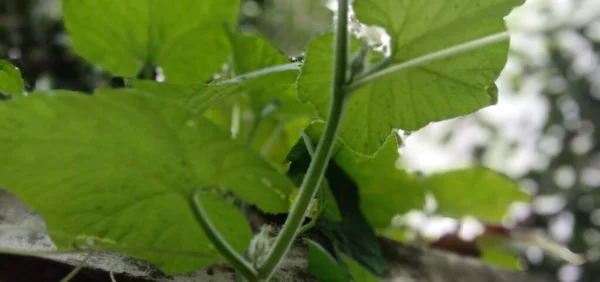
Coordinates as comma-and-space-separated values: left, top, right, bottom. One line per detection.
250, 116, 311, 170
331, 135, 425, 228
0, 89, 294, 273
288, 123, 425, 275
341, 254, 380, 282
238, 0, 333, 56
227, 30, 289, 75
287, 128, 387, 275
226, 31, 314, 119
307, 240, 349, 282
223, 31, 314, 166
62, 0, 239, 82
303, 123, 425, 228
318, 179, 342, 222
299, 0, 521, 155
427, 168, 529, 222
0, 60, 24, 96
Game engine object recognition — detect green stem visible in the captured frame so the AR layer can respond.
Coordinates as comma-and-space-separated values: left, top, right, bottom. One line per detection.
248, 102, 279, 146
217, 63, 301, 85
351, 56, 391, 84
231, 103, 241, 140
191, 190, 259, 282
345, 31, 510, 93
257, 0, 349, 279
260, 118, 285, 156
300, 131, 315, 157
246, 115, 262, 146
297, 217, 317, 234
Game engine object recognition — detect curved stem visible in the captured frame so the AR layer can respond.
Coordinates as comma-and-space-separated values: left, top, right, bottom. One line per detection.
257, 0, 349, 279
60, 253, 91, 282
345, 31, 510, 93
191, 190, 259, 282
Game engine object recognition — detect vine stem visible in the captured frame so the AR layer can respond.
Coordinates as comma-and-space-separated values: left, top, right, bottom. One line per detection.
257, 0, 349, 279
345, 31, 510, 92
217, 63, 301, 85
191, 190, 259, 282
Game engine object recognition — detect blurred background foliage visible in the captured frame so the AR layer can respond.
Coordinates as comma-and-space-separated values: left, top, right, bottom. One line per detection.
1, 0, 599, 281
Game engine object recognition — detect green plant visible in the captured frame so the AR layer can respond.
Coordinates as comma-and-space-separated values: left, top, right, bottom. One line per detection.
0, 0, 535, 281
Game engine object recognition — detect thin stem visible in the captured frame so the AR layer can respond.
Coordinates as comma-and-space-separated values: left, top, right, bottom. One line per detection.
297, 217, 317, 234
260, 118, 285, 156
110, 271, 118, 282
246, 115, 262, 146
60, 253, 91, 282
248, 102, 279, 146
300, 131, 315, 157
217, 63, 301, 85
191, 190, 259, 282
231, 103, 241, 140
257, 0, 349, 279
351, 56, 391, 84
345, 31, 510, 93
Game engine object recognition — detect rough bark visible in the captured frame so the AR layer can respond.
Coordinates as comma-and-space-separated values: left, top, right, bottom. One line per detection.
0, 190, 554, 282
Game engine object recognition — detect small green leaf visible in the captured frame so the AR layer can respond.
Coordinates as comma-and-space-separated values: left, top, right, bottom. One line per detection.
227, 31, 289, 75
0, 60, 24, 96
307, 240, 349, 282
239, 0, 333, 56
224, 31, 314, 165
299, 0, 522, 155
341, 254, 380, 282
62, 0, 239, 82
427, 168, 529, 222
0, 89, 294, 273
227, 31, 314, 119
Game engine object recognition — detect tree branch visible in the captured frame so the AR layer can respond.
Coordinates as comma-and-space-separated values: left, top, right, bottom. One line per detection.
0, 189, 555, 282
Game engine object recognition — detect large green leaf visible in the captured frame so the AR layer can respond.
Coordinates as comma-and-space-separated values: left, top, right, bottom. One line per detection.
0, 60, 24, 96
0, 89, 294, 273
299, 0, 522, 155
427, 168, 528, 222
62, 0, 239, 82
